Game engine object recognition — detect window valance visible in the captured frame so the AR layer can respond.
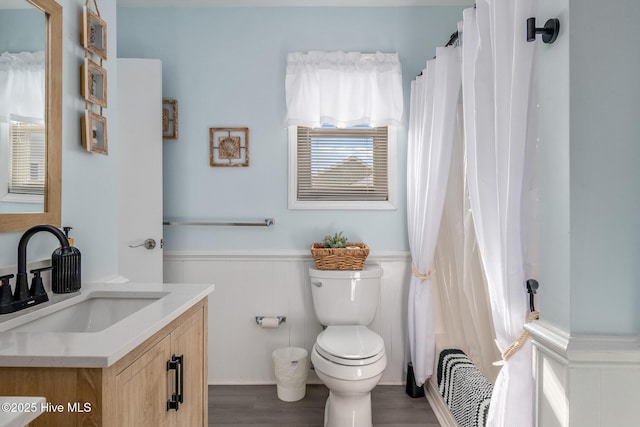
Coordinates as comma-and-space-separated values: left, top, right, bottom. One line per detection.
285, 51, 404, 129
0, 51, 45, 124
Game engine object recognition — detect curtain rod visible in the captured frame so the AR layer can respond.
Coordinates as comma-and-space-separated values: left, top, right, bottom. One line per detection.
417, 3, 476, 77
444, 31, 459, 47
416, 30, 459, 77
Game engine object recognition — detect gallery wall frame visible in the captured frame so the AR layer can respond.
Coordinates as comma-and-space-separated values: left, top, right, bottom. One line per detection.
163, 99, 178, 139
81, 110, 108, 155
80, 5, 107, 60
81, 57, 107, 108
209, 127, 249, 167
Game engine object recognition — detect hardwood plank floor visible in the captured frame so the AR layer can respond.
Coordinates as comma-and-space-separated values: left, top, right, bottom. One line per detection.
209, 385, 441, 427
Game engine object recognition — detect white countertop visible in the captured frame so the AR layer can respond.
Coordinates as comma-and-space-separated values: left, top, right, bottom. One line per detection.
0, 396, 46, 427
0, 282, 214, 368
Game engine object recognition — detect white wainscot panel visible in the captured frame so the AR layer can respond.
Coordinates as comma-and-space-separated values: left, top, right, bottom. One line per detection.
526, 322, 640, 427
164, 251, 411, 385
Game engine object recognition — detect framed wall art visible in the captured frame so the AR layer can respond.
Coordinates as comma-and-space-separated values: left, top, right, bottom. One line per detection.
81, 58, 107, 107
80, 6, 107, 60
81, 110, 108, 155
162, 99, 178, 139
209, 127, 249, 167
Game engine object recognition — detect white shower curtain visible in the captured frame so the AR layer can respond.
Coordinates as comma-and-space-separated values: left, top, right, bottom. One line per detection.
462, 1, 537, 426
432, 105, 501, 384
406, 46, 461, 386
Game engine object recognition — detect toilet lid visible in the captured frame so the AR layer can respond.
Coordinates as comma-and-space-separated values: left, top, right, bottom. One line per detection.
316, 326, 385, 365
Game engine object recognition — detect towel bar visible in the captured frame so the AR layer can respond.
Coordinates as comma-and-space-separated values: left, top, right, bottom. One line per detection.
163, 218, 275, 227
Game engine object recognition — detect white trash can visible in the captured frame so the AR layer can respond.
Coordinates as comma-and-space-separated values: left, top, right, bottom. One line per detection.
272, 347, 309, 402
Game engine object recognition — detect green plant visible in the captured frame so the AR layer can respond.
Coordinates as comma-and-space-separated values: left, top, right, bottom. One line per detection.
322, 231, 349, 248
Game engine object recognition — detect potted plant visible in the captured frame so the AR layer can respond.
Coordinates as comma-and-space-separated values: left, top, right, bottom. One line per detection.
310, 232, 369, 270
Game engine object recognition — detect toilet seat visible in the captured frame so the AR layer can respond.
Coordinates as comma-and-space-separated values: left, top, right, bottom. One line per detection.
315, 326, 385, 366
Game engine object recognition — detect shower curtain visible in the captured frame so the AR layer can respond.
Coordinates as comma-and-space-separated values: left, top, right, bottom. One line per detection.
462, 1, 537, 426
406, 46, 460, 386
432, 105, 501, 384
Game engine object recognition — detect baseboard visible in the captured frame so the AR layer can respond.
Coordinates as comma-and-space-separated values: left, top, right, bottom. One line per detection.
208, 379, 406, 386
425, 378, 459, 427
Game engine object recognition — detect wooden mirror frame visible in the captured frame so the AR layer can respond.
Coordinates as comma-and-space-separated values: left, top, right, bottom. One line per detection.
0, 0, 62, 232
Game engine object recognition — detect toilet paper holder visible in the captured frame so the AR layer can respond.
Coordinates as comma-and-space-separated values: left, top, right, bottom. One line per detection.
255, 315, 286, 326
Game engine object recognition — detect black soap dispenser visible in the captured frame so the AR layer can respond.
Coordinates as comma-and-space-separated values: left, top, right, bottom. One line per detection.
51, 227, 82, 294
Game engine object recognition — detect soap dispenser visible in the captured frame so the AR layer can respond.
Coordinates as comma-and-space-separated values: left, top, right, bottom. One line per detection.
51, 227, 81, 294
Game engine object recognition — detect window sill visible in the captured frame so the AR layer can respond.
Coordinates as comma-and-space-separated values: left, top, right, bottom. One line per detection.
0, 193, 44, 204
288, 199, 397, 210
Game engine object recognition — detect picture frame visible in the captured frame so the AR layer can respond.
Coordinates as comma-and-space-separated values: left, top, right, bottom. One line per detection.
81, 110, 108, 155
209, 127, 249, 167
162, 100, 178, 139
81, 58, 107, 108
80, 6, 107, 60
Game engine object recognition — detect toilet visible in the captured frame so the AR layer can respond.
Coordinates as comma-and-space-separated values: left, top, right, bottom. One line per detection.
309, 265, 386, 427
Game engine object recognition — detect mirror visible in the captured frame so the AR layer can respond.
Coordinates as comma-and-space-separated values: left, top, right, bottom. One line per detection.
0, 0, 61, 232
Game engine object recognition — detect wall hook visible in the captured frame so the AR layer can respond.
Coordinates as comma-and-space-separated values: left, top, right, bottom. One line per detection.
526, 17, 560, 44
526, 279, 539, 313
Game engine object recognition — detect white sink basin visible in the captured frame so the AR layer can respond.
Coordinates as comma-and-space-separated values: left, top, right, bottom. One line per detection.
7, 292, 168, 333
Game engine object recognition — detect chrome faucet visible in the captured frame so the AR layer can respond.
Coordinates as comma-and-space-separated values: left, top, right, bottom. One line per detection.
0, 225, 81, 315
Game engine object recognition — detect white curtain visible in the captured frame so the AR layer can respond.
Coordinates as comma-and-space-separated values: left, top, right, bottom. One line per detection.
407, 46, 461, 386
432, 106, 501, 384
462, 1, 537, 426
285, 51, 403, 128
0, 51, 45, 124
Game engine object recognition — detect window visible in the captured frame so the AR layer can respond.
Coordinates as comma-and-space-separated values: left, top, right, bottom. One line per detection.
288, 125, 396, 210
1, 122, 45, 202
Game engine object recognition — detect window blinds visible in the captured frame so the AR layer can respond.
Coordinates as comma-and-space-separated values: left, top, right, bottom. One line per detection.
9, 122, 46, 195
296, 126, 388, 201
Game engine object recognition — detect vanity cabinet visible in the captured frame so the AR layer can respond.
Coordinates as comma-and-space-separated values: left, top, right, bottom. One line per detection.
114, 301, 206, 426
0, 298, 208, 427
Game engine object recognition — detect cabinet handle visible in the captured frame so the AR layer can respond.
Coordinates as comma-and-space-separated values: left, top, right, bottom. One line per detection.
176, 354, 184, 404
166, 354, 181, 411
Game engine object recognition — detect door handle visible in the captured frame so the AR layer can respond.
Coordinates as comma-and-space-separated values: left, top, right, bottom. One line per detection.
129, 238, 156, 250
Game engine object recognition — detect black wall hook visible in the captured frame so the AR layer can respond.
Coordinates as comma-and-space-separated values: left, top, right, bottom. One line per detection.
526, 279, 539, 313
527, 17, 560, 44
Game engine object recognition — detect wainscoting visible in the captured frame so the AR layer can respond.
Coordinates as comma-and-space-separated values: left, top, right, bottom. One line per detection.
526, 322, 640, 427
164, 251, 412, 385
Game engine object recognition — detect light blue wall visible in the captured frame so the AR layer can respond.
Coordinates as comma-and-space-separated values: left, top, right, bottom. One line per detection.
537, 0, 571, 332
538, 0, 640, 335
117, 6, 464, 252
0, 0, 119, 283
0, 9, 44, 52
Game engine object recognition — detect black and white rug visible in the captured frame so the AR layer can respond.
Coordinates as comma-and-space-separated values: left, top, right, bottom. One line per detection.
437, 349, 493, 427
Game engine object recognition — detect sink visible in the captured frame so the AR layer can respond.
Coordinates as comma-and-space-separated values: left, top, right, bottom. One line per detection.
8, 292, 168, 333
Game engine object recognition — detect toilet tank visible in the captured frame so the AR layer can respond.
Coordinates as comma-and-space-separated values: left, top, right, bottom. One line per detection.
309, 264, 383, 326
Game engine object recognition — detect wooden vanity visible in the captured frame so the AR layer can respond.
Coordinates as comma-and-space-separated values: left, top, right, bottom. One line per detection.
0, 283, 213, 427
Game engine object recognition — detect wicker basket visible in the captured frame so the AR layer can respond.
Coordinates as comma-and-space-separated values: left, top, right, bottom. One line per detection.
310, 243, 369, 270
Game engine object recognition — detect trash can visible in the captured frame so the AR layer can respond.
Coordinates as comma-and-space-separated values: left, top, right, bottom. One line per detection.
272, 347, 309, 402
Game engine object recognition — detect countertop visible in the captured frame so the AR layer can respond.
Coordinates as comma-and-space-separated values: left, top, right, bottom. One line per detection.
0, 282, 214, 368
0, 396, 46, 427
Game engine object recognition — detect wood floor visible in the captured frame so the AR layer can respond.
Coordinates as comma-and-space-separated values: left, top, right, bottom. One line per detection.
208, 384, 441, 427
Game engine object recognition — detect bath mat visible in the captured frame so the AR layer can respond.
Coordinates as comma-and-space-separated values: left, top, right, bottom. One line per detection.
437, 349, 493, 427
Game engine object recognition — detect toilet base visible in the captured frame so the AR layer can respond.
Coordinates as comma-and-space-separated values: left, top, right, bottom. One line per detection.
323, 390, 372, 427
